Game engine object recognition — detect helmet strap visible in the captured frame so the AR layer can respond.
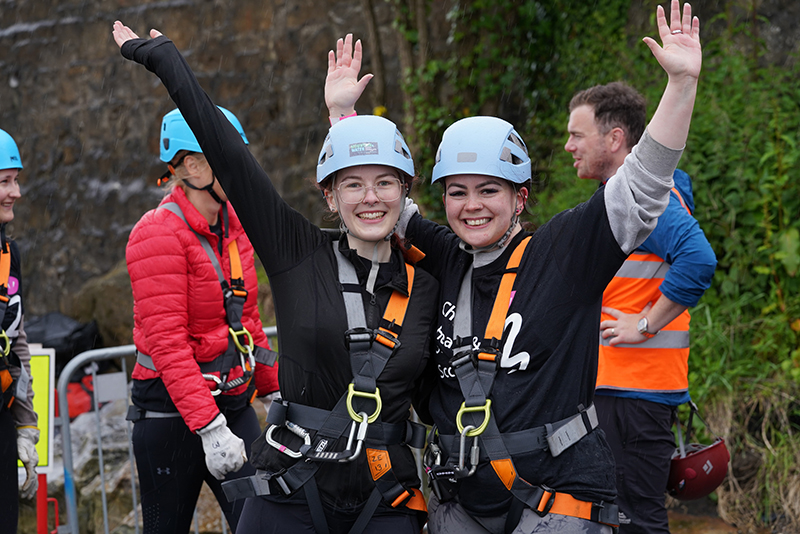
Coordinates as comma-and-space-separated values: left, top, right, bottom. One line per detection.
184, 174, 224, 205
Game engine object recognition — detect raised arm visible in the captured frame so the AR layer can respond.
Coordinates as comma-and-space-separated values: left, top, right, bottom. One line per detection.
324, 34, 372, 123
604, 1, 702, 254
642, 0, 701, 149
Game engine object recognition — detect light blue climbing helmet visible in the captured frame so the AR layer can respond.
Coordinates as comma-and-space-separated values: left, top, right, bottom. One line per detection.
431, 116, 530, 184
316, 115, 414, 184
160, 107, 248, 163
0, 129, 23, 170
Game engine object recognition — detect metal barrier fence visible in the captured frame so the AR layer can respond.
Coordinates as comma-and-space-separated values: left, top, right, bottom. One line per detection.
55, 327, 278, 534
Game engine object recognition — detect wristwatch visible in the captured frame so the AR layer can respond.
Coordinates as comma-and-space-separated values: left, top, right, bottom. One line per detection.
637, 317, 657, 338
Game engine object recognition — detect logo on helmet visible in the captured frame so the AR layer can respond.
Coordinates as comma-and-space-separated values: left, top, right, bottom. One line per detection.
349, 142, 379, 157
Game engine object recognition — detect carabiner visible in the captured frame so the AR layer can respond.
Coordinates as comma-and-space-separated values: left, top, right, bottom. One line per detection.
265, 421, 311, 458
202, 373, 223, 396
0, 330, 9, 357
346, 383, 382, 423
342, 411, 369, 462
229, 326, 254, 354
456, 424, 479, 478
456, 399, 492, 437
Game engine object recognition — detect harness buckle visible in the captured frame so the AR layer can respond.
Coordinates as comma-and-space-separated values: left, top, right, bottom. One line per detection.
265, 421, 311, 459
456, 399, 492, 437
346, 383, 382, 423
229, 326, 254, 354
303, 411, 369, 463
455, 425, 479, 478
0, 330, 9, 357
534, 485, 556, 517
374, 328, 401, 352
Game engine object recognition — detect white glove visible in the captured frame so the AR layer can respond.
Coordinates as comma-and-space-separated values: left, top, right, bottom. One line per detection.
259, 391, 282, 417
17, 427, 39, 500
197, 414, 247, 480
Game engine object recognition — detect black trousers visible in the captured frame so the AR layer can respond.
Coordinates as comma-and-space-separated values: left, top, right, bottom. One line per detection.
132, 404, 260, 534
0, 410, 19, 534
595, 395, 676, 534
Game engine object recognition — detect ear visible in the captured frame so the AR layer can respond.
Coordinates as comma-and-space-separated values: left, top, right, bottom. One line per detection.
608, 127, 626, 153
183, 154, 201, 174
324, 190, 337, 212
516, 186, 529, 213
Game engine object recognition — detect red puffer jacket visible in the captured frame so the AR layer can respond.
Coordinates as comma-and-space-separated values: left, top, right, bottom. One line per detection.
127, 187, 278, 432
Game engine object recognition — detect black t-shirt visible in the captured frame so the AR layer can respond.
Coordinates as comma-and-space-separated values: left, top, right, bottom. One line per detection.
407, 188, 626, 515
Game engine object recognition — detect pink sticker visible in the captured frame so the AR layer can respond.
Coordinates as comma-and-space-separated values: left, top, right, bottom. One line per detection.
8, 276, 18, 295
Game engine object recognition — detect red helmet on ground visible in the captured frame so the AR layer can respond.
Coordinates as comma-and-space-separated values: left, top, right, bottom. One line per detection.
667, 436, 730, 500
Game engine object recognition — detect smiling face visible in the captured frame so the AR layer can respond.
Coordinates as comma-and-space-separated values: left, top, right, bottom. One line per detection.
0, 169, 21, 224
564, 104, 618, 182
325, 164, 406, 258
442, 174, 526, 250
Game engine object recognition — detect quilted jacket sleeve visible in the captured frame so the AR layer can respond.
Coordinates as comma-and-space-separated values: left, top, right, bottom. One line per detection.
127, 213, 220, 432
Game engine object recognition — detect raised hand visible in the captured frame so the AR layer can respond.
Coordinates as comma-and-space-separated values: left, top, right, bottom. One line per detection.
112, 20, 163, 49
324, 34, 373, 123
643, 1, 701, 82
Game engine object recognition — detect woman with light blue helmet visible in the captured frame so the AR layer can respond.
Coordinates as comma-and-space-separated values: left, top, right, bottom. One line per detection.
125, 106, 278, 533
0, 128, 39, 534
327, 2, 702, 531
114, 21, 439, 534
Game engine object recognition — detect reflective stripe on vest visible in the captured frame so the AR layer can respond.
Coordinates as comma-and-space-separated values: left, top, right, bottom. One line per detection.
596, 187, 693, 394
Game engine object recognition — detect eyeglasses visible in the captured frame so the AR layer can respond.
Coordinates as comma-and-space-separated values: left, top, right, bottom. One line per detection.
335, 178, 405, 204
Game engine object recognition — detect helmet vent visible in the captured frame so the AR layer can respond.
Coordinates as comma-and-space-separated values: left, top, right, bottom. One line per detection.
395, 140, 412, 160
500, 147, 524, 165
456, 152, 478, 163
508, 133, 528, 155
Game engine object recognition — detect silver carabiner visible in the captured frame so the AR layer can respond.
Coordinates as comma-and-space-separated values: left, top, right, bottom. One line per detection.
202, 373, 223, 396
341, 411, 369, 463
457, 424, 479, 478
265, 421, 312, 458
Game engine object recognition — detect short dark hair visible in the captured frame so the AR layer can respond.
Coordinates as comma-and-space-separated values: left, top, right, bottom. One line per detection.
569, 82, 646, 151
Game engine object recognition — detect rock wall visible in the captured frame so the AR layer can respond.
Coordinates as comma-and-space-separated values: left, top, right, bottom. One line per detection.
0, 0, 405, 327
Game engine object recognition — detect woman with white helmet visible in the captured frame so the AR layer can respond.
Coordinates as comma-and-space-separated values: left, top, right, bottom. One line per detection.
113, 22, 439, 534
0, 128, 39, 534
328, 2, 702, 532
125, 107, 279, 533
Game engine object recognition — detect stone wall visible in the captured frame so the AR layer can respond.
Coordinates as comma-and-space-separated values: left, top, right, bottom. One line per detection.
0, 0, 406, 331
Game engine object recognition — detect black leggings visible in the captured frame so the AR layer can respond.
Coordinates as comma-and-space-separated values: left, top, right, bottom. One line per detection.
0, 410, 19, 534
235, 493, 420, 534
132, 405, 260, 534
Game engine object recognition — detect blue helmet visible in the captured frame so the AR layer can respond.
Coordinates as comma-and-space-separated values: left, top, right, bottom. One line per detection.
160, 107, 248, 163
316, 115, 414, 184
0, 129, 23, 170
431, 116, 530, 184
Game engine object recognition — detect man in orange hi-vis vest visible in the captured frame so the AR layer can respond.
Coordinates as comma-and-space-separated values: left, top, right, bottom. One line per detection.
565, 82, 717, 534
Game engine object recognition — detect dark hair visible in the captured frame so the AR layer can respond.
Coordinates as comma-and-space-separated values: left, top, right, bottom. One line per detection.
568, 82, 646, 151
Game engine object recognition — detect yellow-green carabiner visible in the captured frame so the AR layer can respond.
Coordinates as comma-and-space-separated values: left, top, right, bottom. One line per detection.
456, 399, 492, 437
229, 327, 254, 353
0, 330, 9, 357
346, 383, 382, 423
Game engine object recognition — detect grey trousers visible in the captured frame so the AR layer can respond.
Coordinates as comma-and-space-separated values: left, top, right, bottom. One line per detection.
427, 492, 615, 534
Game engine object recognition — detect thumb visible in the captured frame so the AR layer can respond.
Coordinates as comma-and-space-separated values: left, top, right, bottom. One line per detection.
642, 302, 653, 314
150, 29, 163, 39
355, 73, 373, 95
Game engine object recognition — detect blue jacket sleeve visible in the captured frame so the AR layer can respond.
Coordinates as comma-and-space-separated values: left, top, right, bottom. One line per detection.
638, 170, 717, 307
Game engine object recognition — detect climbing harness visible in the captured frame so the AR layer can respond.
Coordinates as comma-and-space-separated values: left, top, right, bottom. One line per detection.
222, 241, 427, 534
424, 236, 619, 532
0, 231, 24, 411
129, 202, 276, 414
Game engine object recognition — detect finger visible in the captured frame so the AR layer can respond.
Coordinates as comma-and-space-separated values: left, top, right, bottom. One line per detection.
352, 39, 363, 71
342, 33, 353, 66
681, 2, 692, 33
336, 37, 344, 66
599, 319, 616, 330
150, 29, 162, 38
655, 5, 669, 41
692, 15, 700, 41
670, 0, 681, 31
601, 306, 622, 319
643, 36, 661, 58
327, 49, 336, 74
642, 302, 653, 313
355, 73, 373, 95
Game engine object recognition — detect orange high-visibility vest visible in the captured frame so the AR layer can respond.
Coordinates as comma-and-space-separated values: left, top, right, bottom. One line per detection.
596, 188, 691, 394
